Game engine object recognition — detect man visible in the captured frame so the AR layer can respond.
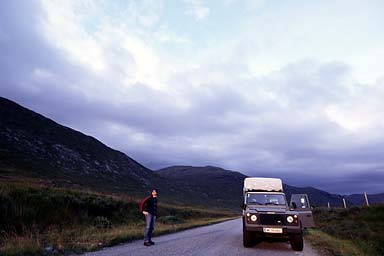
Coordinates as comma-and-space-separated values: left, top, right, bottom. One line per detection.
139, 189, 158, 246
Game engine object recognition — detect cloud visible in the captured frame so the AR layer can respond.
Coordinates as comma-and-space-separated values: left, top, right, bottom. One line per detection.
183, 0, 210, 21
224, 0, 265, 10
1, 0, 384, 195
154, 24, 191, 44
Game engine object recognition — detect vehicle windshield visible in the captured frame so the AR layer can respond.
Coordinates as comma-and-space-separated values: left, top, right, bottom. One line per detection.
246, 193, 286, 206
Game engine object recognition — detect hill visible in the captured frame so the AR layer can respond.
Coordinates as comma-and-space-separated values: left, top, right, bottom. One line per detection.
283, 184, 346, 208
157, 166, 245, 209
0, 97, 180, 201
157, 165, 345, 207
1, 96, 382, 210
0, 97, 239, 210
346, 193, 384, 206
158, 166, 384, 207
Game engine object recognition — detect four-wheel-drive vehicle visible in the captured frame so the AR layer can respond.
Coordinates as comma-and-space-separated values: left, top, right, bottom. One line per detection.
242, 177, 314, 251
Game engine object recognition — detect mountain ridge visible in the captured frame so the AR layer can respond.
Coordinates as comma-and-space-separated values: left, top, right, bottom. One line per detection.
158, 165, 383, 207
0, 96, 169, 197
1, 96, 382, 210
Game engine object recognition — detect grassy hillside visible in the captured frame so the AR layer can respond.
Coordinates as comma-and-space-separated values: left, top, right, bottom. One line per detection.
0, 180, 236, 255
307, 205, 384, 256
157, 165, 360, 208
2, 97, 383, 215
157, 166, 245, 210
0, 96, 180, 201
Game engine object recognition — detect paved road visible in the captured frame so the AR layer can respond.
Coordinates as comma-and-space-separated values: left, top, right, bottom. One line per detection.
82, 219, 320, 256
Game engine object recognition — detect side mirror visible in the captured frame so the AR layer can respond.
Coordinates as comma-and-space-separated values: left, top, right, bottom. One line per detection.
240, 203, 245, 209
290, 202, 297, 209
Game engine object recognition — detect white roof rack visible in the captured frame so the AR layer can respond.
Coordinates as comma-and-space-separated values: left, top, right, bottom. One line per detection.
244, 177, 283, 192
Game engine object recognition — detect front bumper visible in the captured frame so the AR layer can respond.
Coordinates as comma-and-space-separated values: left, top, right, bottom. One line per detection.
245, 225, 302, 237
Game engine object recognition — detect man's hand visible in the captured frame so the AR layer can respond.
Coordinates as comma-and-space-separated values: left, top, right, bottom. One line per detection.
142, 211, 149, 215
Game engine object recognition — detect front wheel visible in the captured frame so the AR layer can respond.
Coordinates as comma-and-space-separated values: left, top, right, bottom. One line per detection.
243, 229, 253, 247
290, 234, 303, 251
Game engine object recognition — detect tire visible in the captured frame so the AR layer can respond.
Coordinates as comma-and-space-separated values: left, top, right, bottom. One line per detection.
290, 234, 304, 251
243, 229, 253, 247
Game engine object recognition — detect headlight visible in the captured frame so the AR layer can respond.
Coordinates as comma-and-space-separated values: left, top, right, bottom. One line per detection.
246, 213, 250, 217
287, 216, 294, 223
250, 215, 257, 222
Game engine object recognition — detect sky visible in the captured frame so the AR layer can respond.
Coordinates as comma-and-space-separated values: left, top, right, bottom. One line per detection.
1, 0, 384, 195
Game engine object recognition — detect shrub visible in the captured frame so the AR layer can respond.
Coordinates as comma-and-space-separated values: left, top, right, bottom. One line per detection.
0, 184, 142, 235
157, 215, 183, 224
93, 216, 112, 229
311, 205, 384, 255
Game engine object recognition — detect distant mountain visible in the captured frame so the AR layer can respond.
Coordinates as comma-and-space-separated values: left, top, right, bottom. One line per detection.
158, 166, 384, 208
157, 166, 245, 209
0, 97, 244, 210
1, 97, 382, 211
283, 184, 346, 208
346, 193, 384, 206
0, 97, 179, 200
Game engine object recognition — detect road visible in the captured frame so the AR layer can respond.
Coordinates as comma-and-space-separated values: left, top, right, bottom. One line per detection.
82, 219, 320, 256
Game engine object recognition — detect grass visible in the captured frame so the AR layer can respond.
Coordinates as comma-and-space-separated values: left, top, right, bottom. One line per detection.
306, 205, 384, 256
306, 229, 363, 256
0, 180, 237, 255
1, 217, 235, 255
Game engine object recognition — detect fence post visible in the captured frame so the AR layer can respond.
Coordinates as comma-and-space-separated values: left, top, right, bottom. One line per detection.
364, 192, 369, 207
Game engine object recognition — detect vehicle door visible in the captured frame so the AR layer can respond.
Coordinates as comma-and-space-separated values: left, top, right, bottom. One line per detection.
290, 194, 315, 228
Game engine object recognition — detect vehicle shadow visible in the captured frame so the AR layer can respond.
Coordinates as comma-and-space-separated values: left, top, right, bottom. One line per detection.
248, 238, 292, 252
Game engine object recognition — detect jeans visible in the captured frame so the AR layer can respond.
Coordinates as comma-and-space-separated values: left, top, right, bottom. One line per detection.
144, 214, 156, 242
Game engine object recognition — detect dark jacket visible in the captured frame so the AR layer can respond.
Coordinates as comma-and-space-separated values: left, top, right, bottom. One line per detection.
139, 196, 158, 216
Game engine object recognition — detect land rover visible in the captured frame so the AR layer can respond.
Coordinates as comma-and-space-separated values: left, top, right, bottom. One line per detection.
242, 177, 314, 251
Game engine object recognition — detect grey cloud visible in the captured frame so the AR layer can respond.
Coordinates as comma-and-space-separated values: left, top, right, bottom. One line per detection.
265, 60, 353, 107
1, 1, 383, 195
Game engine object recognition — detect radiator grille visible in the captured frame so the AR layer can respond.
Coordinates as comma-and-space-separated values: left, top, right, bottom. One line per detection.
259, 214, 285, 225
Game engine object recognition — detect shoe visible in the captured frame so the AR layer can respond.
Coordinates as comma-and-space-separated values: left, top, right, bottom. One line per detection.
144, 242, 151, 246
149, 241, 155, 245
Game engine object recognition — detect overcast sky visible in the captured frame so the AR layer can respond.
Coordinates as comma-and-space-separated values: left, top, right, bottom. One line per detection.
1, 0, 384, 194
